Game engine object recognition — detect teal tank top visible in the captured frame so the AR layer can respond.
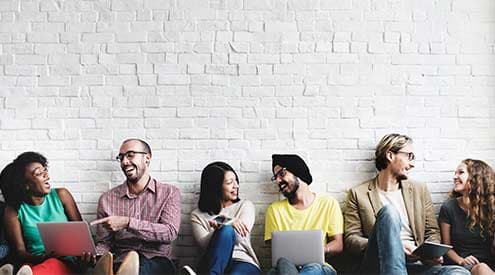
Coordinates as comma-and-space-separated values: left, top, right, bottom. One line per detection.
17, 188, 68, 255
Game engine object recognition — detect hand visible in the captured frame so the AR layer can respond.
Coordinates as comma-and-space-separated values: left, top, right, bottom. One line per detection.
78, 252, 97, 267
90, 216, 130, 232
208, 219, 221, 230
403, 243, 420, 261
81, 251, 96, 266
422, 256, 443, 266
459, 255, 480, 266
231, 218, 250, 237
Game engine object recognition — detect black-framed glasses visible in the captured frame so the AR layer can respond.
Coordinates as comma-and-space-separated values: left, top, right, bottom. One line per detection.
395, 151, 415, 161
115, 151, 147, 162
271, 167, 287, 182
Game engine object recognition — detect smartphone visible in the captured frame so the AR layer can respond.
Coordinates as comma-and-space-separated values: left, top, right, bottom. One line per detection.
211, 216, 233, 225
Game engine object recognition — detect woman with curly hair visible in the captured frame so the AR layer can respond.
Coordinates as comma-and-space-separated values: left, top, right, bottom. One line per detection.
0, 152, 95, 275
439, 159, 495, 275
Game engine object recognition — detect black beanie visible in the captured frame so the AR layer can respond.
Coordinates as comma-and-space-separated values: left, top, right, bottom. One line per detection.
271, 154, 313, 185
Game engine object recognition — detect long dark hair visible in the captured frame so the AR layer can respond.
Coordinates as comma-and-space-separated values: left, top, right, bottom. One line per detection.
198, 161, 240, 215
0, 152, 48, 209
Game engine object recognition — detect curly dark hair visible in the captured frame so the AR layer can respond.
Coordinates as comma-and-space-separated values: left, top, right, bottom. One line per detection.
449, 159, 495, 239
0, 152, 48, 208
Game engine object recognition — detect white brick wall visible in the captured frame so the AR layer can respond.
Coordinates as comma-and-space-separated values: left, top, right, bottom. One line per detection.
0, 0, 494, 268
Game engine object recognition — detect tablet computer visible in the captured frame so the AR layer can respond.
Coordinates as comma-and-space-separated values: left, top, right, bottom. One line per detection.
37, 221, 97, 256
412, 241, 452, 259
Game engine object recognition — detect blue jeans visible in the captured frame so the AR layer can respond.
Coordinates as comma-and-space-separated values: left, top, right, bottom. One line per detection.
113, 253, 176, 275
361, 205, 469, 275
199, 225, 260, 275
268, 257, 337, 275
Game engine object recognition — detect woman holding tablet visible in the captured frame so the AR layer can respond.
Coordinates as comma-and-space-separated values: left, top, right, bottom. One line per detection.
190, 161, 260, 275
0, 152, 94, 275
439, 159, 495, 275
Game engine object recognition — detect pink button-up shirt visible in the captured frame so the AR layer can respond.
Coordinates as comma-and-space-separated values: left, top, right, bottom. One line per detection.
95, 178, 181, 262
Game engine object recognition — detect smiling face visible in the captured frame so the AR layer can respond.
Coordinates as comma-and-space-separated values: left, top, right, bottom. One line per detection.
119, 140, 150, 184
221, 171, 239, 207
453, 162, 469, 195
388, 143, 415, 181
24, 162, 51, 196
272, 165, 300, 199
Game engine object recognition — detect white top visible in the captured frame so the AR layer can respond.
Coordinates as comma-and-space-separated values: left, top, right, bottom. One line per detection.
190, 199, 259, 267
378, 188, 415, 247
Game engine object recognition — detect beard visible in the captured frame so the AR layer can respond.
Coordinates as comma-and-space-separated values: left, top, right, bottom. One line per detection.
280, 177, 300, 200
395, 171, 408, 182
123, 164, 143, 184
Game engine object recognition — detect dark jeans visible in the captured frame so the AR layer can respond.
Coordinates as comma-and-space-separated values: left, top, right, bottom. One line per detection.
113, 253, 176, 275
361, 205, 470, 275
199, 225, 260, 275
267, 257, 337, 275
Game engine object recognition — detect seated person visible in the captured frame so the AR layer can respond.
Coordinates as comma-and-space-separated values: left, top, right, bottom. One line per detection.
344, 133, 469, 275
439, 159, 495, 275
92, 139, 181, 275
190, 161, 260, 275
265, 154, 343, 275
0, 152, 94, 275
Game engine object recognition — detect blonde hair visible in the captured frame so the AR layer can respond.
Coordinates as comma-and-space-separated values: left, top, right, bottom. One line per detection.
375, 133, 412, 171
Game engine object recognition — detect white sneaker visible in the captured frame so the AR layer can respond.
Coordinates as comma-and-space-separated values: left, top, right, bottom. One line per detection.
0, 264, 13, 275
179, 265, 197, 275
16, 265, 32, 275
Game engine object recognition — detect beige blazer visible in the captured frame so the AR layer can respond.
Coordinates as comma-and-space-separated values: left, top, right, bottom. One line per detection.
344, 177, 440, 256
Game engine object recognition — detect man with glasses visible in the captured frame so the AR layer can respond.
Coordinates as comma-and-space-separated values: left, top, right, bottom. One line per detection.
92, 138, 181, 274
265, 154, 343, 275
344, 134, 468, 275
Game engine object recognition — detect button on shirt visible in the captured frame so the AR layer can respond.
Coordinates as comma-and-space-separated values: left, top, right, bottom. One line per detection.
95, 178, 181, 262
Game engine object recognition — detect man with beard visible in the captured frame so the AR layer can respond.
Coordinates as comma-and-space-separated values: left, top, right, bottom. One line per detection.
344, 134, 468, 275
264, 154, 343, 275
92, 139, 181, 275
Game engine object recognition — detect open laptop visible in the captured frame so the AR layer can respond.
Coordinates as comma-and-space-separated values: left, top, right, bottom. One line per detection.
37, 221, 97, 256
271, 230, 325, 267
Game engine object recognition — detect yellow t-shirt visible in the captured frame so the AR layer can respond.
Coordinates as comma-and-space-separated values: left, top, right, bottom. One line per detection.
264, 194, 344, 245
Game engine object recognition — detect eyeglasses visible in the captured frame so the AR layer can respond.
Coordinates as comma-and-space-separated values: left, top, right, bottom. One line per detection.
115, 151, 148, 162
395, 151, 415, 161
271, 168, 287, 182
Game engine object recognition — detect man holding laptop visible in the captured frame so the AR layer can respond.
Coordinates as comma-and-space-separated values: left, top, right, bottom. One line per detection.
265, 154, 343, 275
344, 134, 469, 275
92, 139, 181, 275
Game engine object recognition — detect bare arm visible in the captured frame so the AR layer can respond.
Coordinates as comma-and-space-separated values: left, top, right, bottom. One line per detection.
4, 206, 46, 264
56, 188, 82, 222
440, 222, 463, 265
325, 234, 343, 256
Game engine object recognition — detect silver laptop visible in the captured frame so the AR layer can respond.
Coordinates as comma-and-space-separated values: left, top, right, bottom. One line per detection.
271, 230, 325, 267
37, 221, 97, 256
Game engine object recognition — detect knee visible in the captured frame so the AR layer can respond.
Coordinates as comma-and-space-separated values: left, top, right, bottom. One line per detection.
471, 263, 491, 275
216, 225, 235, 239
376, 205, 401, 226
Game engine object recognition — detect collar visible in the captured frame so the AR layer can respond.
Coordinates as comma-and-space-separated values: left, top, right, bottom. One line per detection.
117, 177, 156, 199
368, 176, 407, 191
